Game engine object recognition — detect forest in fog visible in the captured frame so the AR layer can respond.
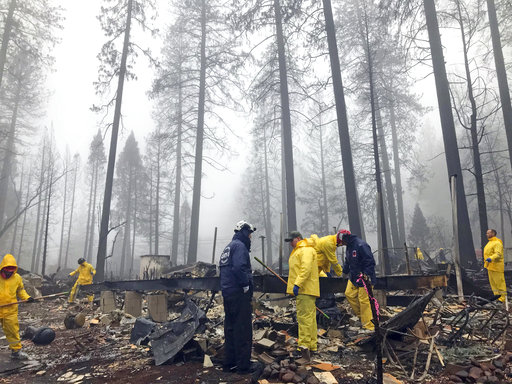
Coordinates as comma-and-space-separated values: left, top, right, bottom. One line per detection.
0, 0, 510, 279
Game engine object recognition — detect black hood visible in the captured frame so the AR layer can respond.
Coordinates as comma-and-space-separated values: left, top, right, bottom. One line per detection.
233, 229, 252, 252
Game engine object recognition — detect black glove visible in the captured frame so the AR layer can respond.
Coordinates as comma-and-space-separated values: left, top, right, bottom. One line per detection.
26, 297, 35, 303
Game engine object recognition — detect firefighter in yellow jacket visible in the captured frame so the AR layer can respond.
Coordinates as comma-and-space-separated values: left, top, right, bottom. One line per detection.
285, 231, 319, 357
308, 234, 343, 277
484, 229, 506, 302
0, 254, 34, 359
69, 258, 96, 303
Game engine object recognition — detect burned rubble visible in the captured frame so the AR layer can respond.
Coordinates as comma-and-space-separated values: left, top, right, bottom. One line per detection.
1, 263, 512, 384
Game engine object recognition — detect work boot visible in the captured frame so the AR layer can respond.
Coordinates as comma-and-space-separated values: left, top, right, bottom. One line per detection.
222, 364, 237, 373
237, 361, 262, 375
11, 350, 30, 360
295, 347, 311, 365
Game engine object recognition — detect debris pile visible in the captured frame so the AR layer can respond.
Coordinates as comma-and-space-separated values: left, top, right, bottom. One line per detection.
1, 273, 512, 384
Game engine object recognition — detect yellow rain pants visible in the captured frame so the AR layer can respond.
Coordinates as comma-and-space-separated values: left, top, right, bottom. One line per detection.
345, 280, 374, 330
69, 281, 94, 303
0, 314, 22, 350
488, 270, 507, 302
296, 294, 317, 351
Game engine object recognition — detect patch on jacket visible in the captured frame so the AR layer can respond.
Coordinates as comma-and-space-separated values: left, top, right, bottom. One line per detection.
352, 250, 357, 258
219, 247, 230, 266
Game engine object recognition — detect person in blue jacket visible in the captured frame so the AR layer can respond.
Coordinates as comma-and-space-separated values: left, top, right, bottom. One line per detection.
339, 229, 377, 331
219, 220, 257, 374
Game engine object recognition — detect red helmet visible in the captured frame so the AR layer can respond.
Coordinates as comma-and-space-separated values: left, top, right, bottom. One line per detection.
336, 229, 351, 244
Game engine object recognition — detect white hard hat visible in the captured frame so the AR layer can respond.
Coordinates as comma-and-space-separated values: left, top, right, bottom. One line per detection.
234, 220, 256, 233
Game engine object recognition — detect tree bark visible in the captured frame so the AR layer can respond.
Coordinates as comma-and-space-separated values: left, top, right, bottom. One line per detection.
262, 126, 274, 265
17, 172, 30, 266
96, 0, 133, 281
10, 165, 23, 253
388, 96, 406, 243
57, 155, 68, 268
130, 180, 137, 277
171, 65, 183, 265
0, 80, 21, 228
31, 143, 45, 272
487, 0, 512, 172
363, 9, 391, 275
274, 0, 297, 232
65, 158, 78, 268
41, 170, 52, 276
0, 0, 16, 88
87, 161, 99, 263
155, 137, 160, 255
318, 114, 329, 234
187, 0, 206, 263
83, 164, 94, 260
456, 0, 488, 252
423, 0, 476, 268
149, 165, 153, 255
322, 0, 364, 236
375, 98, 400, 251
120, 169, 133, 278
35, 170, 50, 274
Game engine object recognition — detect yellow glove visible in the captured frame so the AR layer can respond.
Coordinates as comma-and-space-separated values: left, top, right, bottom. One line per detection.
332, 263, 343, 277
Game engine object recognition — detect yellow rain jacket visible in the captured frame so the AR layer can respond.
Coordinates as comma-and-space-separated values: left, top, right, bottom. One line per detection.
0, 254, 30, 318
286, 239, 319, 297
70, 261, 96, 284
308, 234, 343, 276
484, 237, 504, 272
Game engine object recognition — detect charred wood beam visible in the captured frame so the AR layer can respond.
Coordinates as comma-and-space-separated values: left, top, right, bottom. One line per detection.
80, 274, 447, 294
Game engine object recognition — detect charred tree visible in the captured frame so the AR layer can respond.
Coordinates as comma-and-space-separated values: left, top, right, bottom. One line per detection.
96, 0, 133, 281
423, 0, 476, 267
273, 0, 297, 232
487, 0, 512, 172
187, 0, 207, 263
322, 0, 364, 236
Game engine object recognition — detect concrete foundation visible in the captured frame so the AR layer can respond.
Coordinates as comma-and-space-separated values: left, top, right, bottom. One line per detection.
124, 291, 142, 317
148, 294, 167, 322
100, 291, 116, 313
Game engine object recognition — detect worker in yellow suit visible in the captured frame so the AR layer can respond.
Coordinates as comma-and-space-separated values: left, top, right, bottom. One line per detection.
285, 231, 319, 360
0, 254, 34, 359
484, 229, 506, 302
307, 234, 343, 277
69, 258, 96, 303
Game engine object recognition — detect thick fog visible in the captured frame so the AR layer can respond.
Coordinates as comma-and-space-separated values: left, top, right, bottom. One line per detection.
0, 0, 510, 279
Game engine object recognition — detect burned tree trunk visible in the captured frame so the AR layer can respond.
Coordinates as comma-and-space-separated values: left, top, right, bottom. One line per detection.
423, 0, 476, 267
30, 144, 45, 272
64, 157, 78, 268
487, 0, 512, 172
376, 98, 399, 251
0, 0, 16, 88
362, 5, 390, 274
0, 79, 21, 228
96, 0, 133, 281
456, 0, 488, 252
274, 0, 297, 232
187, 0, 207, 263
322, 0, 364, 236
83, 165, 94, 261
388, 96, 406, 244
57, 157, 68, 268
263, 126, 274, 264
87, 162, 100, 263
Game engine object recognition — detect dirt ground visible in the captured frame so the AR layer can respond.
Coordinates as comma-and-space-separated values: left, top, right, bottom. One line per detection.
0, 296, 510, 384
